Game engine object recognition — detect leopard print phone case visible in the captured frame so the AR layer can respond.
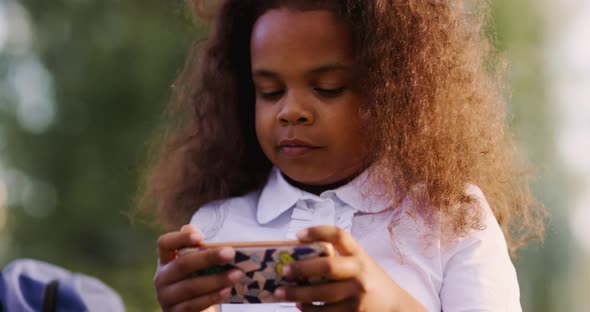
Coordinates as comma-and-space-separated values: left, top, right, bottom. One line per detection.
178, 242, 334, 303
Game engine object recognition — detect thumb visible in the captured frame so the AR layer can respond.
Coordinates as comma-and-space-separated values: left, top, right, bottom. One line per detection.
157, 226, 203, 265
296, 225, 361, 256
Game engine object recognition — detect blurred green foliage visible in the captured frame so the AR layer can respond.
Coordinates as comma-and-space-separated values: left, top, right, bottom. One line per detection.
0, 0, 571, 311
1, 1, 197, 310
491, 1, 574, 311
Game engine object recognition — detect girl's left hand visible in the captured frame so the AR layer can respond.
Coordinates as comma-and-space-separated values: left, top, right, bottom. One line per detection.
274, 226, 426, 312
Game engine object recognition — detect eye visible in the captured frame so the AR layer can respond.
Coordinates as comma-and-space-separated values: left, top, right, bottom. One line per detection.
315, 87, 346, 98
259, 90, 285, 100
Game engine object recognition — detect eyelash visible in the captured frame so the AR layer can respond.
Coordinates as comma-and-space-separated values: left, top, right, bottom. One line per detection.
260, 90, 285, 100
259, 87, 346, 100
315, 87, 346, 98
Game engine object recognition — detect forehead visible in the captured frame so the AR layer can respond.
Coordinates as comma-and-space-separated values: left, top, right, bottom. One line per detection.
250, 9, 354, 72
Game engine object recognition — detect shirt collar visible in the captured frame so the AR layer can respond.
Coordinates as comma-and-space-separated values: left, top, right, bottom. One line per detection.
256, 167, 392, 224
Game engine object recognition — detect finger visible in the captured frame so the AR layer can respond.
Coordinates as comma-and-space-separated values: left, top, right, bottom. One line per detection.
168, 287, 232, 312
180, 224, 203, 235
158, 269, 243, 307
284, 256, 361, 280
297, 226, 361, 256
275, 280, 360, 304
157, 228, 203, 265
156, 247, 235, 286
298, 298, 358, 312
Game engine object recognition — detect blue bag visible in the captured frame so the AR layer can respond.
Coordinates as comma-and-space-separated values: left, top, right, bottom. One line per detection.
0, 259, 125, 312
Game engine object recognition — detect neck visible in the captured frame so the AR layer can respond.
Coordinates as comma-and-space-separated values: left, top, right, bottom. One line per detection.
281, 172, 361, 196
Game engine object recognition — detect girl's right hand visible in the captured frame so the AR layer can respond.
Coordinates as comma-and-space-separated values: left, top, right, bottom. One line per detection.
154, 225, 243, 312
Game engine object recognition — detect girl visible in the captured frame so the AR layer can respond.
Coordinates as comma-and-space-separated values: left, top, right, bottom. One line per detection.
139, 0, 545, 311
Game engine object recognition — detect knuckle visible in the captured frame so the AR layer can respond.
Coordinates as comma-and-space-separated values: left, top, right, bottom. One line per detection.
332, 229, 345, 242
174, 256, 191, 272
178, 278, 196, 295
208, 249, 226, 265
322, 260, 336, 276
345, 236, 357, 249
194, 275, 225, 296
205, 249, 219, 264
352, 258, 364, 273
354, 275, 368, 293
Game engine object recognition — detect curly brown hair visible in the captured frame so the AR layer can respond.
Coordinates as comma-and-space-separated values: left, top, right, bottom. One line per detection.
136, 0, 545, 255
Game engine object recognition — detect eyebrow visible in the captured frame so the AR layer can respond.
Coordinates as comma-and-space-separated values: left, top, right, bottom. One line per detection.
252, 64, 352, 78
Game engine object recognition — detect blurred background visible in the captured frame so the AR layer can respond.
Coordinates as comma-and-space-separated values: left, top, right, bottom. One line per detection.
0, 0, 588, 311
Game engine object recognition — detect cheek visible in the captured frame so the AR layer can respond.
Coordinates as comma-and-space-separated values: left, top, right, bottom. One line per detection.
255, 103, 272, 148
338, 110, 365, 153
336, 100, 363, 137
254, 105, 264, 142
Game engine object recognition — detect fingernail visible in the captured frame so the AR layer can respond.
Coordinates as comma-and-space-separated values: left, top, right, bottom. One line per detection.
296, 228, 309, 240
219, 247, 235, 260
282, 265, 291, 276
274, 287, 285, 299
219, 287, 231, 297
228, 270, 244, 282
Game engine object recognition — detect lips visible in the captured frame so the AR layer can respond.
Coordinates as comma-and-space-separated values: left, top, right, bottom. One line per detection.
278, 138, 320, 157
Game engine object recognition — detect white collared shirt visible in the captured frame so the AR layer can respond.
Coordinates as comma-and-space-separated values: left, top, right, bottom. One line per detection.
191, 168, 521, 312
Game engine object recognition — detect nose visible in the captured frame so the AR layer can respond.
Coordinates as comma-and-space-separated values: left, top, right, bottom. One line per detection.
277, 91, 314, 126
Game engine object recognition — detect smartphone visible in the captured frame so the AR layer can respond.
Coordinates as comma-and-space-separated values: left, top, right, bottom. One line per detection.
178, 240, 334, 304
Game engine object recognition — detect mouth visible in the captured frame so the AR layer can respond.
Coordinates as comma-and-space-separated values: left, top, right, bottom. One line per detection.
278, 139, 321, 157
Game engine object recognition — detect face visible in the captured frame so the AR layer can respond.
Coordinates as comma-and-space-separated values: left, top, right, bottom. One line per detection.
251, 8, 366, 188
